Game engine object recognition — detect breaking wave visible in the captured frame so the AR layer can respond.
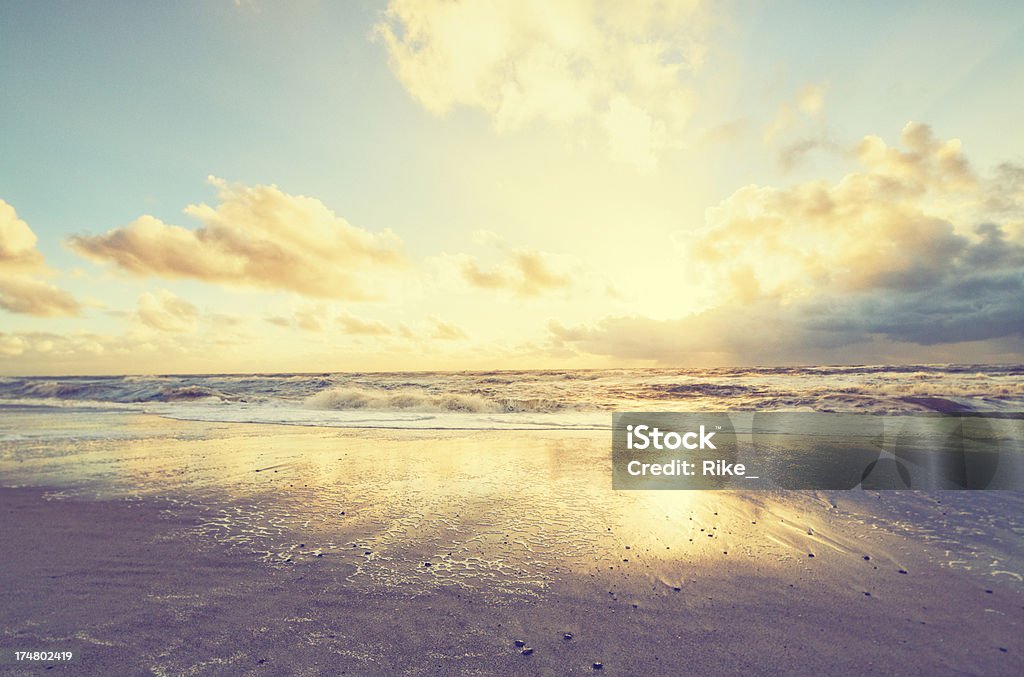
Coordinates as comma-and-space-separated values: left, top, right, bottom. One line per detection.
1, 364, 1022, 430
304, 387, 567, 414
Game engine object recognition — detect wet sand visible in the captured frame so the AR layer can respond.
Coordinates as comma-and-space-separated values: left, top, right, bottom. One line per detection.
1, 410, 1022, 674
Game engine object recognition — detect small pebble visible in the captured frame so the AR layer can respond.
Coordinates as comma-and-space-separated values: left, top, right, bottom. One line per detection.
514, 640, 525, 647
521, 648, 534, 656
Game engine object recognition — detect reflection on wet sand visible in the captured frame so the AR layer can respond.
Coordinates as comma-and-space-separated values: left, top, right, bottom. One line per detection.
1, 409, 1022, 674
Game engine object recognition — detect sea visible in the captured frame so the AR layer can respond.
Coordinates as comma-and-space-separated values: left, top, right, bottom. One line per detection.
2, 365, 1023, 592
1, 364, 1022, 432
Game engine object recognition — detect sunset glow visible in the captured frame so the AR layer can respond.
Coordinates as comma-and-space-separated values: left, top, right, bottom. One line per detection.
3, 1, 1024, 374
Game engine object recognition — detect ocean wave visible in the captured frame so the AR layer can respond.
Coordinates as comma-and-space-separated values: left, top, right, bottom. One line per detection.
14, 380, 101, 400
0, 366, 1021, 420
645, 383, 758, 398
303, 386, 567, 414
843, 381, 1024, 399
0, 378, 232, 405
133, 385, 226, 402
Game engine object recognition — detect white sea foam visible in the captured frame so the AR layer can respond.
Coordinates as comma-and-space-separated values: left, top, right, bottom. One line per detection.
303, 386, 567, 414
1, 364, 1021, 430
305, 387, 500, 413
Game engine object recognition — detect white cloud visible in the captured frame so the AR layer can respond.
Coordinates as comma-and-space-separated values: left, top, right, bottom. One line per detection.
460, 248, 570, 297
0, 200, 44, 269
554, 123, 1024, 363
0, 334, 28, 357
764, 82, 828, 144
0, 199, 79, 317
375, 0, 710, 170
429, 316, 468, 340
338, 312, 392, 336
69, 177, 407, 299
0, 276, 81, 317
137, 290, 199, 333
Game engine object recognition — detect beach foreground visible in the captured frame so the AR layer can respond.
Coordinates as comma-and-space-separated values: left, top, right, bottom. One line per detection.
1, 409, 1022, 675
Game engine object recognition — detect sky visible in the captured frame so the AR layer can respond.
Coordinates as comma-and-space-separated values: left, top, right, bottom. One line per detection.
2, 0, 1024, 375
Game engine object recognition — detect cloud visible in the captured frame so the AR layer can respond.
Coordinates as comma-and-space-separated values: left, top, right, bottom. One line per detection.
764, 82, 827, 144
602, 95, 669, 173
429, 316, 468, 340
0, 329, 203, 372
796, 83, 826, 116
375, 0, 710, 170
264, 306, 327, 332
68, 177, 407, 299
856, 123, 975, 194
764, 83, 837, 170
263, 307, 395, 335
137, 290, 199, 333
0, 276, 82, 317
553, 123, 1024, 364
0, 333, 28, 357
985, 162, 1024, 220
549, 302, 843, 365
698, 122, 980, 300
338, 313, 392, 336
0, 200, 44, 269
260, 310, 457, 342
777, 136, 842, 171
294, 306, 325, 332
0, 331, 124, 361
701, 118, 748, 145
0, 199, 79, 317
460, 249, 570, 296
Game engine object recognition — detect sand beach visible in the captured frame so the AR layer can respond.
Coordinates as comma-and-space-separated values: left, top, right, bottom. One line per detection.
2, 408, 1021, 674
